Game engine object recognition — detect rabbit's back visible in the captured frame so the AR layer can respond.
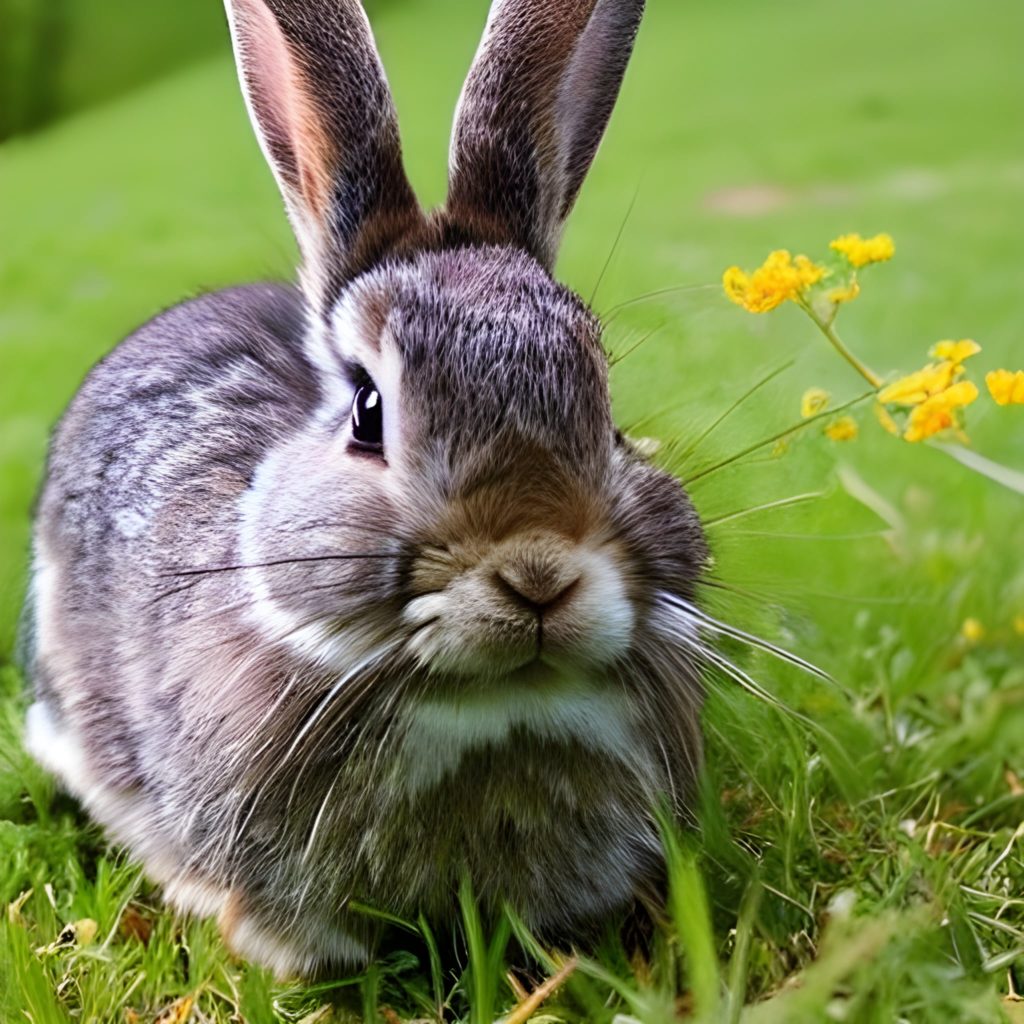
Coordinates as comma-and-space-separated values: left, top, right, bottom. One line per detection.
25, 283, 317, 791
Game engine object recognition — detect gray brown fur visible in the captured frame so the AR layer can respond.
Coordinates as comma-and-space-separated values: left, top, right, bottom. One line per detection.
23, 0, 710, 976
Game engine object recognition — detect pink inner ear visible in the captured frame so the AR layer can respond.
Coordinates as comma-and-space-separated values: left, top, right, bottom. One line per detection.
233, 0, 335, 222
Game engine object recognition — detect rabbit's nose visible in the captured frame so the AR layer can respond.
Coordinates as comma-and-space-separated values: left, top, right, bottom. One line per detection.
493, 560, 581, 615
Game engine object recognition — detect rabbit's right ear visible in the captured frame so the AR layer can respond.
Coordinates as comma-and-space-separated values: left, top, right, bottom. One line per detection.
224, 0, 425, 312
446, 0, 645, 271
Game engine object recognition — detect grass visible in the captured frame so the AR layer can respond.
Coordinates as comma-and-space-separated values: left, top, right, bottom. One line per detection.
2, 0, 1024, 1019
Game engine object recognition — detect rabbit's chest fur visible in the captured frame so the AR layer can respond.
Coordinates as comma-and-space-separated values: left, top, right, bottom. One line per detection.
206, 674, 663, 935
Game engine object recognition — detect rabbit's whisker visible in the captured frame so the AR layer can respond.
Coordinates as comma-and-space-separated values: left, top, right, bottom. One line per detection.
223, 675, 300, 777
657, 591, 834, 685
151, 578, 205, 603
278, 643, 406, 793
163, 552, 398, 578
151, 563, 401, 623
285, 653, 410, 853
700, 572, 929, 607
655, 596, 847, 766
297, 657, 421, 872
723, 528, 888, 542
607, 323, 666, 367
702, 490, 826, 530
600, 282, 718, 324
284, 642, 406, 761
683, 627, 801, 719
231, 642, 402, 849
618, 361, 789, 438
682, 390, 875, 485
590, 184, 640, 307
300, 765, 342, 865
675, 359, 795, 466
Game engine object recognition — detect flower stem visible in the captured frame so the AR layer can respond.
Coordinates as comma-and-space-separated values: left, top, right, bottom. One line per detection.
798, 299, 884, 389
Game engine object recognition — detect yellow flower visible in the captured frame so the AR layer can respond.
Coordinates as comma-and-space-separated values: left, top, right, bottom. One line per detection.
801, 387, 830, 418
878, 361, 960, 406
825, 416, 858, 442
829, 232, 895, 268
986, 369, 1024, 406
961, 618, 985, 643
929, 339, 981, 364
874, 402, 901, 436
903, 381, 978, 442
722, 250, 825, 314
1014, 614, 1024, 637
903, 402, 951, 443
827, 280, 861, 304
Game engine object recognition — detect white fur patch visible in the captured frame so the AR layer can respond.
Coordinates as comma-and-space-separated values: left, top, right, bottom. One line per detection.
26, 703, 197, 900
223, 908, 369, 980
570, 545, 635, 664
164, 875, 230, 919
30, 543, 59, 662
329, 288, 407, 491
24, 700, 87, 786
305, 315, 349, 394
236, 456, 348, 667
399, 672, 638, 794
113, 508, 147, 539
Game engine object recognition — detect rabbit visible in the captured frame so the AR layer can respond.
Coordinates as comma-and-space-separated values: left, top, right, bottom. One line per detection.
21, 0, 709, 977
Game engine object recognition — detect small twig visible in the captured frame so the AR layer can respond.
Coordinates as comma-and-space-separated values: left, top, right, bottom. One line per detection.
504, 971, 530, 1003
501, 956, 579, 1024
797, 298, 883, 388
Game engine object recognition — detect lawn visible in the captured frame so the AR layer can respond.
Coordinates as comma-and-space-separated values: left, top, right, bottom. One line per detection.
2, 0, 1024, 1020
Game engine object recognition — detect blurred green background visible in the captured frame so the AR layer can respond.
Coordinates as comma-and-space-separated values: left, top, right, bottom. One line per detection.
0, 0, 224, 138
2, 0, 1024, 1018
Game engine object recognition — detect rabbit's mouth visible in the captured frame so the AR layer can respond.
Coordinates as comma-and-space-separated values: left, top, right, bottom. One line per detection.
401, 532, 635, 679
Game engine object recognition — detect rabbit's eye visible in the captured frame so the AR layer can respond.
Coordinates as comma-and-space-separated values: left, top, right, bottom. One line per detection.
351, 384, 384, 451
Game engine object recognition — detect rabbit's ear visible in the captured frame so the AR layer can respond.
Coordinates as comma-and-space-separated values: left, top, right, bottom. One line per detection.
224, 0, 425, 311
446, 0, 644, 270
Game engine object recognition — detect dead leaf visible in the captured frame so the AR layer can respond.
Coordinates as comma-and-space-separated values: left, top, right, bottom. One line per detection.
1003, 996, 1024, 1024
34, 919, 98, 955
120, 905, 154, 946
296, 1007, 334, 1024
155, 995, 194, 1024
7, 889, 32, 925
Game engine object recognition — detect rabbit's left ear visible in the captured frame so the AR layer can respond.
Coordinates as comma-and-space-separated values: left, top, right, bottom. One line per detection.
224, 0, 425, 311
445, 0, 645, 270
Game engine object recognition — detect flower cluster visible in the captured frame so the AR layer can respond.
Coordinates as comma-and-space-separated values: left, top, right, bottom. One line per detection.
877, 341, 980, 443
723, 233, 892, 322
722, 250, 823, 314
829, 232, 895, 268
723, 234, 1024, 446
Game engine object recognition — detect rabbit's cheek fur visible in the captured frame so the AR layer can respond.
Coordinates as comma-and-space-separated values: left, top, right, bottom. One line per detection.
238, 436, 402, 670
